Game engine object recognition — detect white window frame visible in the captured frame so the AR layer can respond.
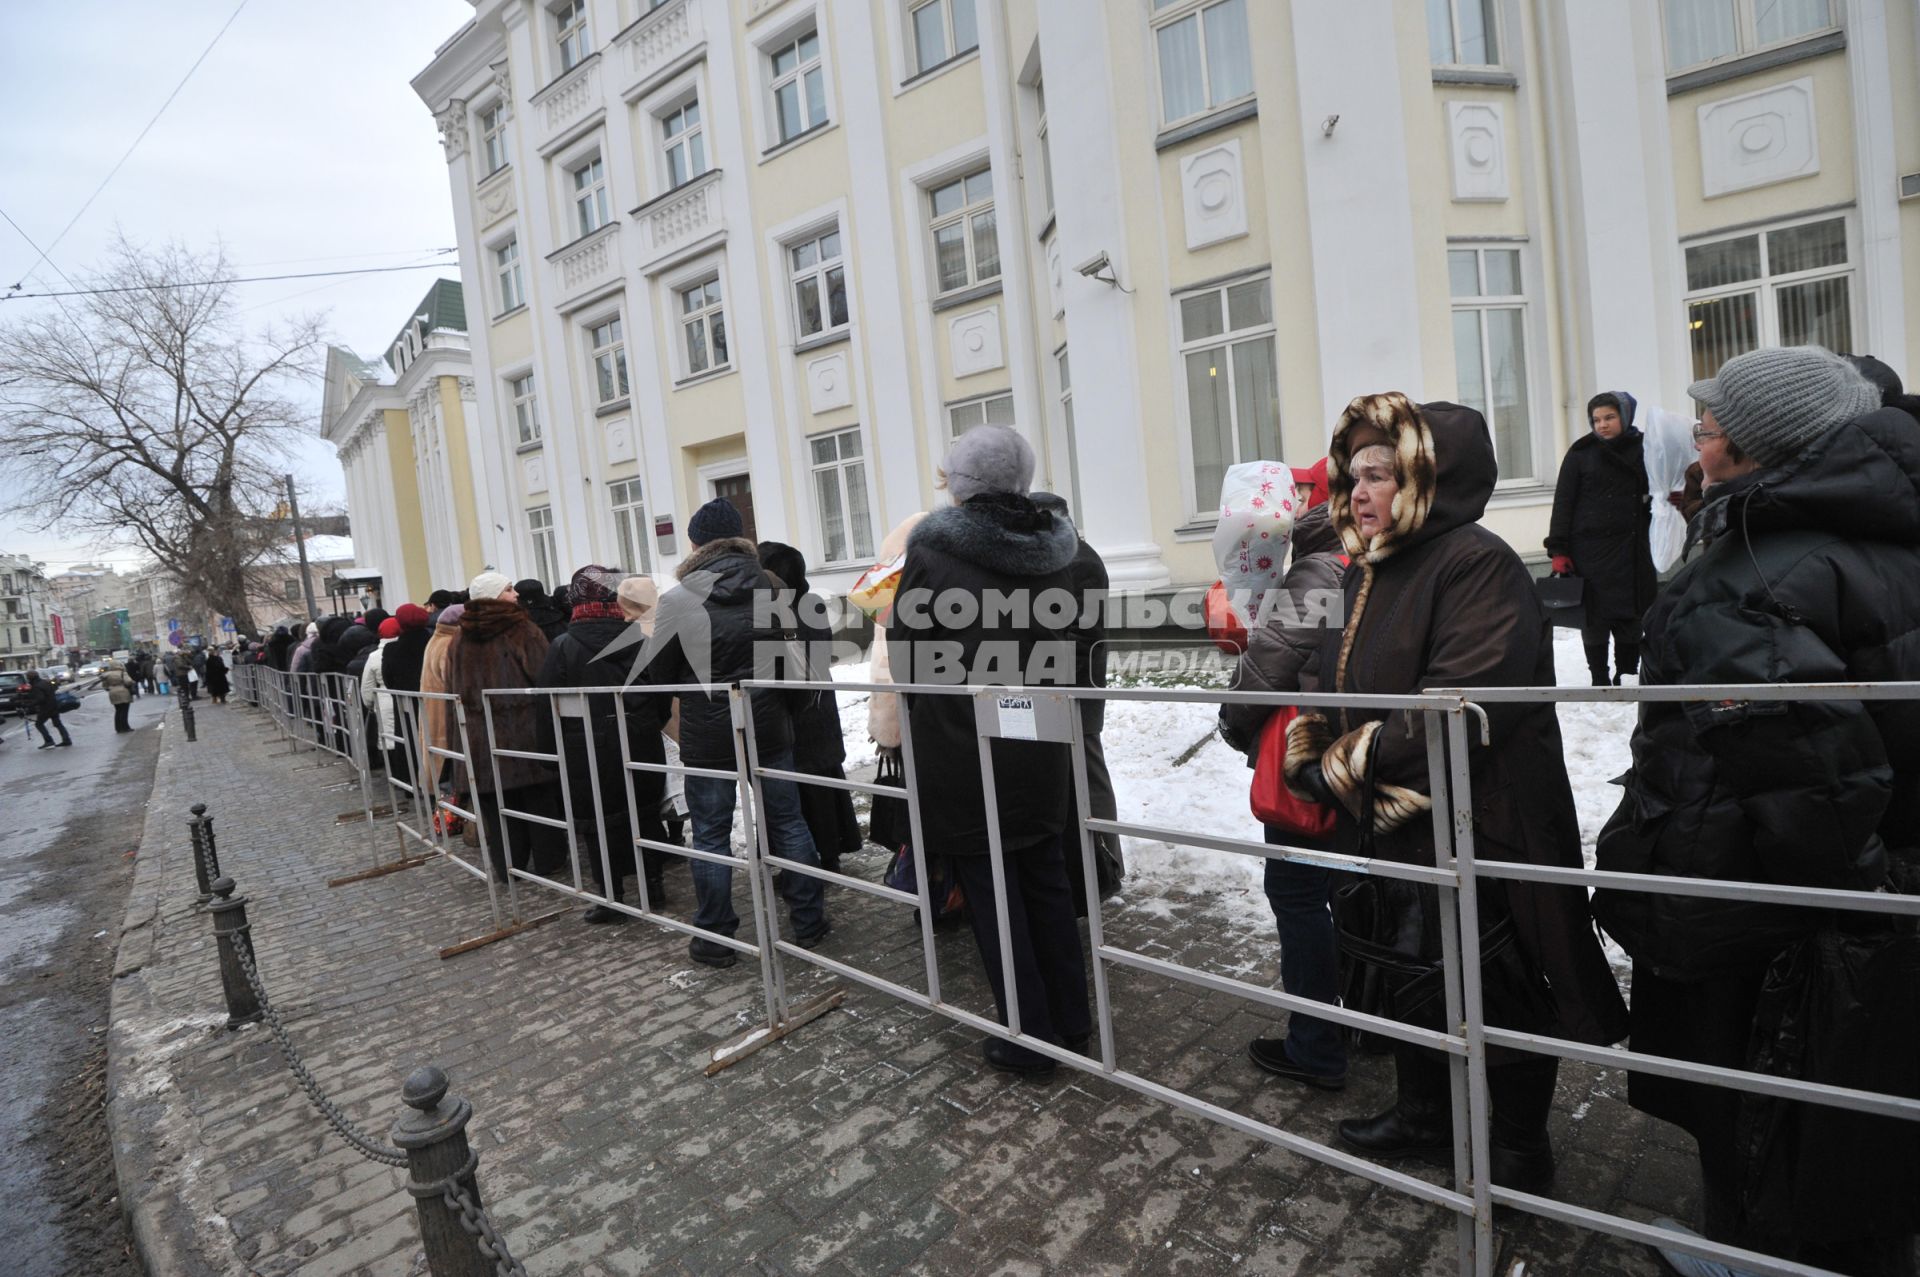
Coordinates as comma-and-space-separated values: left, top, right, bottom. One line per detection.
926, 166, 999, 297
945, 391, 1015, 443
570, 155, 610, 239
478, 102, 509, 175
1447, 244, 1539, 485
674, 272, 730, 381
608, 478, 652, 573
765, 20, 829, 147
908, 0, 980, 77
1057, 346, 1083, 518
659, 95, 708, 191
807, 426, 876, 567
1173, 271, 1280, 522
787, 224, 849, 341
1427, 0, 1502, 68
493, 236, 525, 315
1681, 213, 1857, 378
553, 0, 591, 73
1149, 0, 1255, 130
1661, 0, 1839, 74
587, 313, 631, 407
527, 505, 558, 586
1033, 79, 1054, 225
508, 372, 540, 446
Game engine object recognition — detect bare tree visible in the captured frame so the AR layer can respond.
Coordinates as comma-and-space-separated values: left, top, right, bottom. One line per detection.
0, 237, 324, 636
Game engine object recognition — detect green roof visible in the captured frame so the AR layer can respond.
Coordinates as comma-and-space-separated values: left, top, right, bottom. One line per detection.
384, 279, 466, 369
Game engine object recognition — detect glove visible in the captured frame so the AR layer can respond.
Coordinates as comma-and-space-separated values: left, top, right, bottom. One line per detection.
1666, 492, 1688, 509
1550, 555, 1574, 576
1294, 761, 1337, 808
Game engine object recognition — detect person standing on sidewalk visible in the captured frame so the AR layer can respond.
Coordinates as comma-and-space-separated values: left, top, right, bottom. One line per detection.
25, 671, 72, 749
100, 658, 135, 733
452, 574, 556, 883
1545, 391, 1657, 686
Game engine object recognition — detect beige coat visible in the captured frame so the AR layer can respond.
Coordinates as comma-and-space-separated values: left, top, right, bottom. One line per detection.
865, 510, 928, 749
100, 662, 133, 705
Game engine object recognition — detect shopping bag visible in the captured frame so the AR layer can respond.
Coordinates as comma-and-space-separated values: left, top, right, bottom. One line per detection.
849, 550, 907, 622
1210, 460, 1299, 635
867, 750, 913, 850
1249, 704, 1338, 838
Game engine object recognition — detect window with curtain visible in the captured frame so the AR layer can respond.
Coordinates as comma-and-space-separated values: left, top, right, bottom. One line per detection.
809, 428, 874, 564
1663, 0, 1833, 71
571, 157, 609, 238
608, 479, 651, 573
927, 168, 998, 295
1152, 0, 1254, 127
1683, 215, 1853, 387
947, 392, 1015, 443
494, 238, 524, 314
678, 277, 728, 377
509, 373, 540, 445
553, 0, 590, 72
909, 0, 979, 75
768, 28, 828, 144
1448, 246, 1535, 483
660, 99, 707, 190
527, 506, 558, 587
589, 316, 629, 406
1177, 274, 1279, 517
1427, 0, 1500, 65
789, 227, 848, 339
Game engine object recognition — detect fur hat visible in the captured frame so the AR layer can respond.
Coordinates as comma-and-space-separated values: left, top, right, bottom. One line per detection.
468, 571, 511, 601
395, 603, 430, 631
1689, 346, 1881, 467
943, 424, 1034, 503
687, 498, 745, 546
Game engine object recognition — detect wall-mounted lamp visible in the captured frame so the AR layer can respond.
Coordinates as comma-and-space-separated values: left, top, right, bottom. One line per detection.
1322, 114, 1340, 137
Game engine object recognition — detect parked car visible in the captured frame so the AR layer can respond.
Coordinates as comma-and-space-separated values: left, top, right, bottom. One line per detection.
76, 662, 106, 679
3, 671, 32, 719
40, 666, 72, 686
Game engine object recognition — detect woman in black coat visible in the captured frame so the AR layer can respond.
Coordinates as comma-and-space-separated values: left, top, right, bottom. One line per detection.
378, 605, 434, 797
536, 566, 670, 922
204, 649, 230, 703
1594, 348, 1917, 1275
1546, 391, 1657, 686
758, 541, 862, 875
888, 425, 1088, 1077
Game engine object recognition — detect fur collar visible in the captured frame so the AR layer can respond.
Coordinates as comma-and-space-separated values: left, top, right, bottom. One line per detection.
909, 495, 1078, 577
460, 597, 534, 641
676, 536, 760, 581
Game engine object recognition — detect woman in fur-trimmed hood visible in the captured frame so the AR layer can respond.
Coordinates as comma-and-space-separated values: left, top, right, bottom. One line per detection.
1284, 392, 1627, 1192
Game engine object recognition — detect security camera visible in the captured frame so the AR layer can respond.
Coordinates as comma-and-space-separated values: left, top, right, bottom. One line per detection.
1074, 251, 1112, 279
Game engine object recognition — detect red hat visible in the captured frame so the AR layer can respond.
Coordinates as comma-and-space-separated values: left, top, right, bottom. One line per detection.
378, 618, 401, 640
1291, 458, 1331, 510
395, 603, 431, 631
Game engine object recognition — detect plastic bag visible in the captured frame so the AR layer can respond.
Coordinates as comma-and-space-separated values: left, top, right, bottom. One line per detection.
1210, 461, 1299, 633
1641, 405, 1695, 572
848, 550, 906, 621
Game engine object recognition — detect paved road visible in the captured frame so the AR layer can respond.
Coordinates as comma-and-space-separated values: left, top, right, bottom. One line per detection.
0, 685, 167, 1276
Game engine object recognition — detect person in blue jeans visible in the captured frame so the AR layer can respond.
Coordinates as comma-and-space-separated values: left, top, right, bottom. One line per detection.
635, 497, 831, 967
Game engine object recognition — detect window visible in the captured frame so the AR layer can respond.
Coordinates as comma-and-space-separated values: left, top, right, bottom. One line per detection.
494, 238, 524, 314
589, 317, 630, 405
1684, 216, 1852, 388
910, 0, 978, 75
1152, 0, 1253, 127
554, 0, 590, 72
947, 392, 1014, 442
510, 373, 541, 445
789, 228, 848, 339
678, 277, 728, 377
1178, 275, 1278, 515
1448, 246, 1535, 483
660, 99, 707, 189
928, 169, 998, 295
283, 579, 302, 602
1034, 80, 1054, 222
1427, 0, 1499, 66
571, 157, 610, 238
809, 428, 874, 564
1058, 348, 1083, 518
769, 28, 827, 144
608, 479, 651, 573
479, 104, 509, 175
527, 506, 558, 586
1663, 0, 1834, 71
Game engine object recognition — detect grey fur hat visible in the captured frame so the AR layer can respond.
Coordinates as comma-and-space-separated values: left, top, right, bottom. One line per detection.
1688, 345, 1882, 467
943, 424, 1035, 503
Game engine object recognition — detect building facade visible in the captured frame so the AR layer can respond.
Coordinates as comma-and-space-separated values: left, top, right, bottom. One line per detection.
48, 565, 141, 654
411, 0, 1920, 596
0, 554, 56, 672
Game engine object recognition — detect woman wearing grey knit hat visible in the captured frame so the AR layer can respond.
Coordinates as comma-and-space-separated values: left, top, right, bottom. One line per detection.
1594, 344, 1920, 1277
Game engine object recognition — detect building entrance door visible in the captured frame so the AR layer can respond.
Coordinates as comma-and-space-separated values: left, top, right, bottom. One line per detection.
712, 473, 757, 542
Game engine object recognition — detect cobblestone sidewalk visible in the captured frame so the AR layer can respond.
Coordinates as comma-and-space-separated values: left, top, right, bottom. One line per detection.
106, 700, 1688, 1275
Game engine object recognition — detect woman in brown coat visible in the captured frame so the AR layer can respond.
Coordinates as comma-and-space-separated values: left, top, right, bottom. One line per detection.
1284, 392, 1628, 1192
419, 603, 464, 795
452, 575, 553, 882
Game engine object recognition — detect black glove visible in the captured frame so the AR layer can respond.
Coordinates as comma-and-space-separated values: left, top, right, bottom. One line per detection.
1295, 761, 1337, 808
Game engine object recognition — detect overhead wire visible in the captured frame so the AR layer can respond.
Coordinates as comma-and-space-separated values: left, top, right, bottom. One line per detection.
2, 257, 461, 303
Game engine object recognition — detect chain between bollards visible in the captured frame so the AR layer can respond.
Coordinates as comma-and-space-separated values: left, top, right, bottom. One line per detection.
188, 805, 221, 907
393, 1066, 528, 1277
207, 878, 262, 1028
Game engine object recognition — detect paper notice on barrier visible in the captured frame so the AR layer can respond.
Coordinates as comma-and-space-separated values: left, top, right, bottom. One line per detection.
996, 694, 1038, 741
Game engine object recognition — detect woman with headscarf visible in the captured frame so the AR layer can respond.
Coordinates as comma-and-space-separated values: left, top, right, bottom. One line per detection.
204, 648, 230, 704
1546, 391, 1658, 686
100, 658, 135, 733
1283, 392, 1628, 1192
265, 626, 294, 673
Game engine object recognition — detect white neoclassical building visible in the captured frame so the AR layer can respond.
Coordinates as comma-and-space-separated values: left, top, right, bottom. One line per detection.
407, 0, 1920, 596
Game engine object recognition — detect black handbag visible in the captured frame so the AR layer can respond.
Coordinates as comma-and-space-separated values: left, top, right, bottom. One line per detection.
867, 750, 913, 851
1536, 572, 1585, 630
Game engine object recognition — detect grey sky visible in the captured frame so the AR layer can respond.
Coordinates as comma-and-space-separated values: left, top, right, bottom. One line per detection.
0, 0, 473, 574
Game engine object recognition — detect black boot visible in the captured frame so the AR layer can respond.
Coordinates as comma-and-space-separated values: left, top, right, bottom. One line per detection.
1583, 639, 1611, 689
1337, 1043, 1452, 1164
1488, 1056, 1557, 1193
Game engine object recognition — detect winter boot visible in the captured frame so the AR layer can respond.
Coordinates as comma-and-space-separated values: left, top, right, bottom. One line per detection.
1487, 1056, 1557, 1193
1584, 639, 1611, 688
1336, 1043, 1452, 1164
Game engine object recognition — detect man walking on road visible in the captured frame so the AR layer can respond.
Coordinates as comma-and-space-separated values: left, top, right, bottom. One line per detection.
25, 671, 72, 749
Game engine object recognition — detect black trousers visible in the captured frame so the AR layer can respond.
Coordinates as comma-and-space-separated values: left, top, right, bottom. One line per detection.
1581, 614, 1641, 681
113, 703, 131, 732
951, 841, 1091, 1051
475, 786, 551, 882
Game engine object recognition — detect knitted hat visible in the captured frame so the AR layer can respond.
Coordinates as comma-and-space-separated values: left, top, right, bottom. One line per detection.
687, 497, 745, 546
378, 618, 401, 640
568, 564, 620, 607
395, 603, 430, 631
1688, 346, 1881, 467
943, 424, 1034, 503
617, 575, 658, 615
468, 571, 511, 600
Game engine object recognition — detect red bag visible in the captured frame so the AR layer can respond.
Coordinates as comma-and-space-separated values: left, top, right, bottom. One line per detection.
1250, 705, 1339, 837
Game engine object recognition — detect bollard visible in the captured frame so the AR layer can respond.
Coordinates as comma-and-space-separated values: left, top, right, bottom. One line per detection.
188, 804, 219, 906
392, 1066, 498, 1277
207, 877, 263, 1028
177, 681, 198, 742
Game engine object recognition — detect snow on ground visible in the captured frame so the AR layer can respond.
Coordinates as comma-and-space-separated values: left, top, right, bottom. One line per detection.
833, 630, 1641, 968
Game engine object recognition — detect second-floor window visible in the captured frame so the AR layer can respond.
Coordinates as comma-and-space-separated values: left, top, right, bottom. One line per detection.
554, 0, 590, 71
510, 373, 540, 444
479, 104, 508, 174
910, 0, 978, 75
608, 479, 651, 573
1427, 0, 1499, 66
661, 99, 707, 189
527, 506, 558, 586
590, 317, 630, 405
769, 28, 827, 144
790, 228, 848, 339
809, 427, 874, 564
1152, 0, 1253, 128
678, 277, 728, 377
1664, 0, 1835, 72
495, 238, 524, 314
572, 157, 609, 237
929, 169, 998, 296
947, 391, 1014, 443
1685, 215, 1853, 385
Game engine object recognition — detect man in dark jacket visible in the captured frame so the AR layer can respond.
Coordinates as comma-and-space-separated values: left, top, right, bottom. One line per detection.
1594, 346, 1918, 1276
515, 578, 570, 642
1284, 392, 1628, 1192
642, 499, 828, 966
25, 670, 71, 748
379, 605, 433, 791
1546, 391, 1657, 686
1219, 486, 1350, 1090
889, 425, 1089, 1077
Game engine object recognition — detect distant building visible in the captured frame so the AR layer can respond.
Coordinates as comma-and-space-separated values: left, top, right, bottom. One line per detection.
48, 564, 139, 653
0, 554, 55, 672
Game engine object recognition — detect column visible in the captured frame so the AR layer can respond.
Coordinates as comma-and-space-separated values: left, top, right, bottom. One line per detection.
1844, 0, 1909, 369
